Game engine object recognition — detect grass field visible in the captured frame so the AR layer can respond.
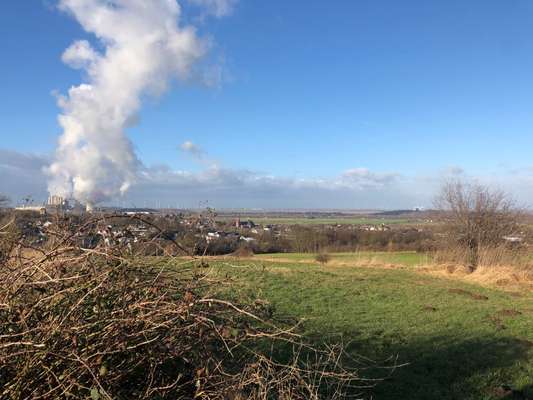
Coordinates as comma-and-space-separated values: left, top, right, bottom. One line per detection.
193, 256, 533, 399
254, 251, 429, 267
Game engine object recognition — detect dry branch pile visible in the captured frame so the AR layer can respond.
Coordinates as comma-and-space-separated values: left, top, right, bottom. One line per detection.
0, 216, 376, 399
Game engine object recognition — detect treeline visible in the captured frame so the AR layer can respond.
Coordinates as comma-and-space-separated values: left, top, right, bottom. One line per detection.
287, 226, 434, 253
187, 226, 435, 256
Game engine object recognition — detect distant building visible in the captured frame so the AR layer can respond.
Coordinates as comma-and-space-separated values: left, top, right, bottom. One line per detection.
122, 208, 155, 216
47, 195, 65, 207
206, 231, 221, 242
235, 218, 255, 229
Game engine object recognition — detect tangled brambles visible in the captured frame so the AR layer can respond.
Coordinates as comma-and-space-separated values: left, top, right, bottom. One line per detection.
0, 217, 379, 399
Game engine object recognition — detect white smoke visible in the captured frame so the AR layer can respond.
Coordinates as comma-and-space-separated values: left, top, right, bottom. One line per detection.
47, 0, 211, 205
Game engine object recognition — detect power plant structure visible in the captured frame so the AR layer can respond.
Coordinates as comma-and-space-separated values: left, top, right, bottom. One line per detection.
47, 195, 65, 207
46, 195, 91, 214
15, 194, 96, 215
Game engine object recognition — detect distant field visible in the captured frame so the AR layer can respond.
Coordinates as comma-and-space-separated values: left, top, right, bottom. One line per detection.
254, 251, 429, 267
201, 259, 533, 400
218, 216, 417, 225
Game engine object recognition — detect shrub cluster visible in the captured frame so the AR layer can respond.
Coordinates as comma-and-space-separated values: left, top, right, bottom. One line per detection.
0, 217, 376, 399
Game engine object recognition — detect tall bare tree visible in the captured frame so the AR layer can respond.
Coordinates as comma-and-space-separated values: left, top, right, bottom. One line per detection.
435, 180, 520, 270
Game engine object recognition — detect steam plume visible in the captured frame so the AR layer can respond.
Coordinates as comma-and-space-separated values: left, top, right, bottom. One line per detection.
47, 0, 208, 205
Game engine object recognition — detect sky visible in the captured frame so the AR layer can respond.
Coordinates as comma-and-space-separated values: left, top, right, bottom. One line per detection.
2, 0, 533, 209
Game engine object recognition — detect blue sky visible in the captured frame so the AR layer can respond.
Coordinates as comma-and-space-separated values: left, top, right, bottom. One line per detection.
2, 0, 533, 208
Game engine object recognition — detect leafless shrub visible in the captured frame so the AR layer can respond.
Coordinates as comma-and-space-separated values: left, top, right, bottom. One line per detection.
233, 244, 254, 258
434, 180, 521, 270
0, 218, 386, 399
315, 253, 331, 265
0, 217, 18, 264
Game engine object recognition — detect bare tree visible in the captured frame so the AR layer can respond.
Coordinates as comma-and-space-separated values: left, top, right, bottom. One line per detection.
435, 180, 520, 270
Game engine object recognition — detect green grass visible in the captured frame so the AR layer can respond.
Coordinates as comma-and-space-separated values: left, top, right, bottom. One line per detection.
255, 251, 430, 267
198, 258, 533, 400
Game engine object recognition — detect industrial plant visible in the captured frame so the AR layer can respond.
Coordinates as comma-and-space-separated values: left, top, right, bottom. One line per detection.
15, 195, 87, 215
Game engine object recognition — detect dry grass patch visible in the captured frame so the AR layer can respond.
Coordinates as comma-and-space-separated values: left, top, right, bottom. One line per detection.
420, 263, 533, 293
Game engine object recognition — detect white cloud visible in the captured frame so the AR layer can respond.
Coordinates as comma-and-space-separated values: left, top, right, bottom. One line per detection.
187, 0, 237, 18
132, 164, 413, 209
61, 40, 100, 70
180, 140, 206, 159
4, 147, 533, 209
341, 168, 400, 188
0, 150, 49, 203
443, 165, 465, 177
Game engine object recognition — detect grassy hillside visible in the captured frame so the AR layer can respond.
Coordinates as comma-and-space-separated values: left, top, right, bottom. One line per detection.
198, 258, 533, 400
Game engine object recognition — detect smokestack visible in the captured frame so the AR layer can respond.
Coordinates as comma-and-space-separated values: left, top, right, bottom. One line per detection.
86, 202, 94, 213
